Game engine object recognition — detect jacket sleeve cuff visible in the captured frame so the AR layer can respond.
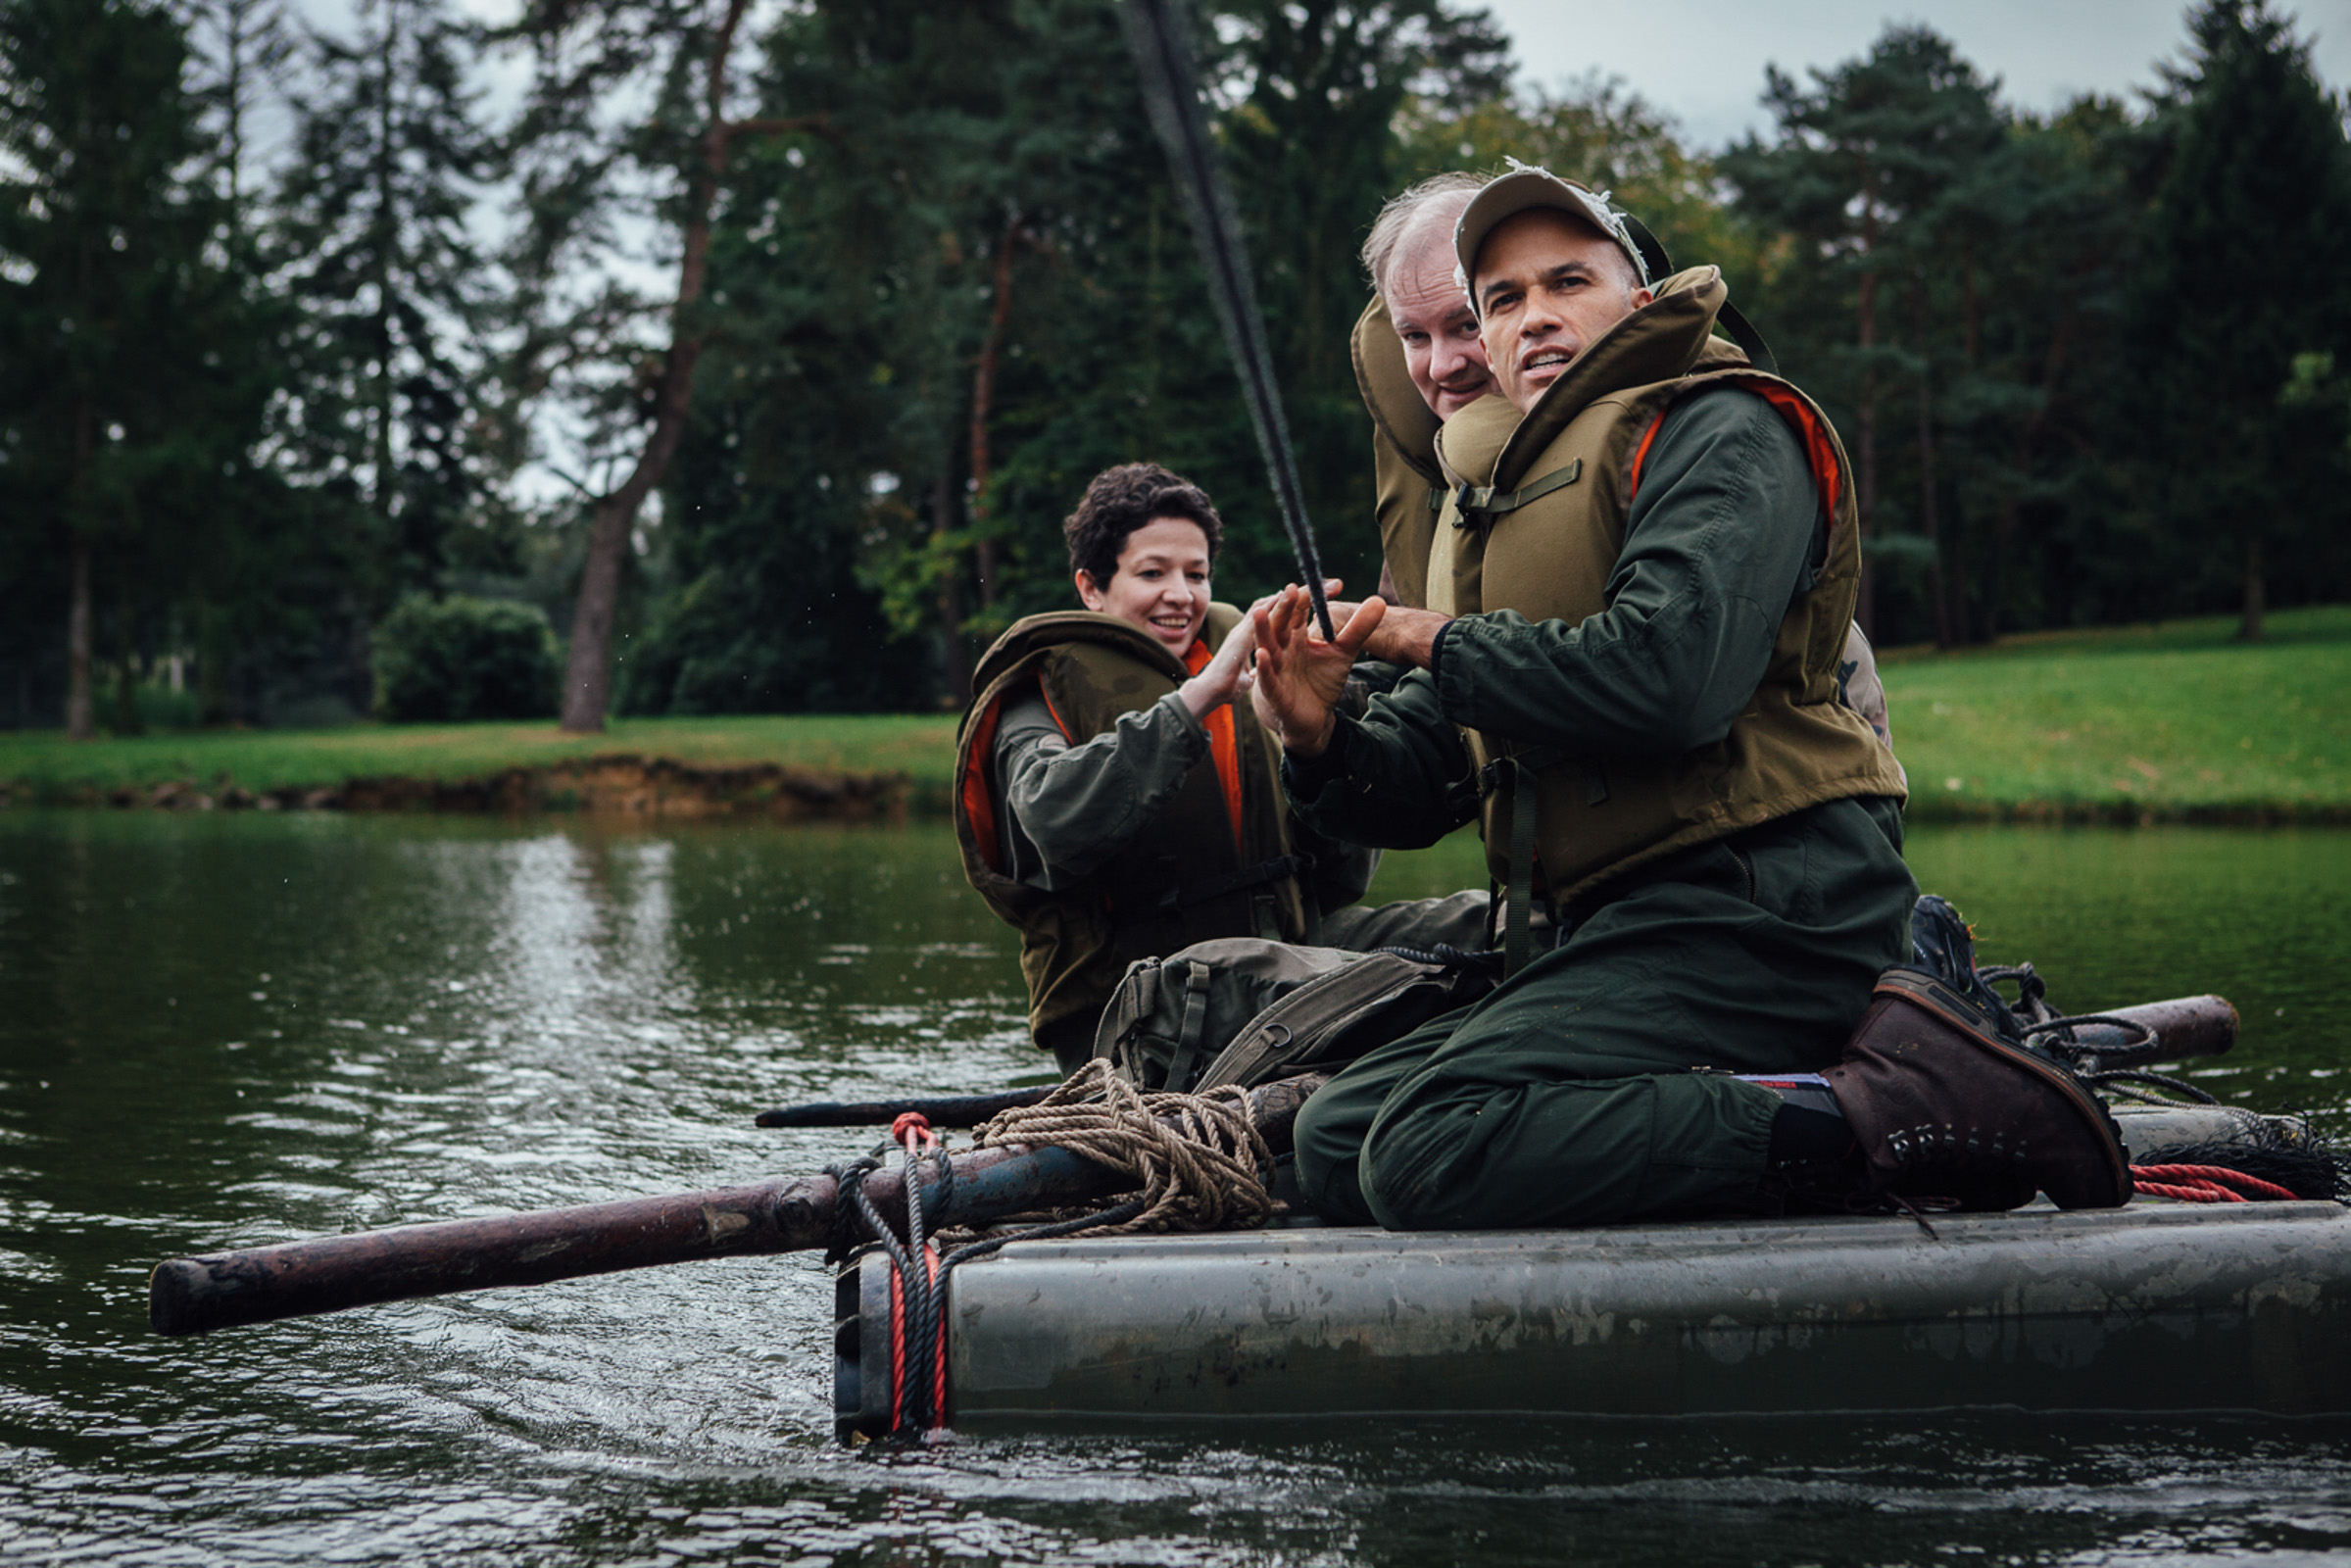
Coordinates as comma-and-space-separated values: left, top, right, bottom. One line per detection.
1427, 619, 1455, 686
1157, 690, 1210, 754
1280, 715, 1355, 800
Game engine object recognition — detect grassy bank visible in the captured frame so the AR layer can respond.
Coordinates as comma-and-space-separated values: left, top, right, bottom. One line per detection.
2, 605, 2346, 821
1881, 604, 2351, 822
0, 713, 961, 808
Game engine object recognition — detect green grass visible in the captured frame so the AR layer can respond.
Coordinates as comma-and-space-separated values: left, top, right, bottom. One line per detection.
0, 713, 962, 805
1883, 604, 2351, 821
4, 604, 2348, 821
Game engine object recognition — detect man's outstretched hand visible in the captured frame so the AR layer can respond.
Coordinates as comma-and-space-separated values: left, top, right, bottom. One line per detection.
1249, 584, 1386, 759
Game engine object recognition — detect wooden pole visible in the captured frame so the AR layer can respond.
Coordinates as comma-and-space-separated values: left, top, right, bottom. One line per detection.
148, 1075, 1325, 1337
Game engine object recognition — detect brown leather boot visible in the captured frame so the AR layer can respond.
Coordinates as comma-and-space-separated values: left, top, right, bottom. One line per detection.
1827, 968, 2132, 1211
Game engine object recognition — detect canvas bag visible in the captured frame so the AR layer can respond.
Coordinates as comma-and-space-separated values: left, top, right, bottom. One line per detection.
1094, 937, 1496, 1095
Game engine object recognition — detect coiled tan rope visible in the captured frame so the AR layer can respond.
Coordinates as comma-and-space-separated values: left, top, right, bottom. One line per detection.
969, 1058, 1276, 1232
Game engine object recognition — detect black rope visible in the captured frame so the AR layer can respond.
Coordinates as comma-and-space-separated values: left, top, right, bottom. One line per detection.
832, 1133, 1159, 1439
2030, 1013, 2164, 1072
821, 1156, 880, 1266
2083, 1067, 2221, 1106
937, 1198, 1150, 1275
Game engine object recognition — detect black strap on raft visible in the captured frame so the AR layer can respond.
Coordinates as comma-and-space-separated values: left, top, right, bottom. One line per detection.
757, 1087, 1054, 1129
1620, 212, 1778, 377
1451, 460, 1583, 531
1479, 746, 1562, 977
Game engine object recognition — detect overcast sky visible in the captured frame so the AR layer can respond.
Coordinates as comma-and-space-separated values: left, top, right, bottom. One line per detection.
1483, 0, 2351, 150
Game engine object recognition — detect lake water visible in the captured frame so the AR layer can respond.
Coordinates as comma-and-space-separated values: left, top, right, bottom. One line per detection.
3, 809, 2349, 1566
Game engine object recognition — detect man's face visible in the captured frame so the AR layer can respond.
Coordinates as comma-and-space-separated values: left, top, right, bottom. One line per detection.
1473, 208, 1653, 415
1387, 224, 1493, 419
1075, 515, 1213, 655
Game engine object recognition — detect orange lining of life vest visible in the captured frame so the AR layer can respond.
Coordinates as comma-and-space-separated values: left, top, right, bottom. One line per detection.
959, 642, 1243, 874
1186, 638, 1247, 853
1627, 376, 1846, 526
960, 695, 1006, 872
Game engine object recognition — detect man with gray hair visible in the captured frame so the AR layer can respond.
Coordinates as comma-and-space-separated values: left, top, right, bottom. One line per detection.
1354, 172, 1493, 609
1352, 169, 1898, 755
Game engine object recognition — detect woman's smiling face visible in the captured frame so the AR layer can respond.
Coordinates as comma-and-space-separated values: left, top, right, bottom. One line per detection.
1076, 516, 1214, 654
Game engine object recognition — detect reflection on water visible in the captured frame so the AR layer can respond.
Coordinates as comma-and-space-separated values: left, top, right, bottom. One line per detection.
1, 809, 2346, 1565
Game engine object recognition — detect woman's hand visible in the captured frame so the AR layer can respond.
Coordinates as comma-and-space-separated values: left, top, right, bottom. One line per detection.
1249, 584, 1386, 758
1176, 613, 1258, 718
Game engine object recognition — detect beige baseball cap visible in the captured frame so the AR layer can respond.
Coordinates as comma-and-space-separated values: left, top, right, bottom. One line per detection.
1452, 160, 1651, 313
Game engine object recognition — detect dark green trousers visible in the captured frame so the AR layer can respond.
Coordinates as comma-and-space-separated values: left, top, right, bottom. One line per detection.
1292, 797, 1914, 1230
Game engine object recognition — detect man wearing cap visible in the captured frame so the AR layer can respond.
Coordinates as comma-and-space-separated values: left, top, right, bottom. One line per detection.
1352, 172, 1899, 754
1249, 165, 2131, 1228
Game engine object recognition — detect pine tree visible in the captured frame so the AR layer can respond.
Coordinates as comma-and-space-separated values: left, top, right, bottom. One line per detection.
628, 0, 1512, 713
273, 0, 496, 643
1723, 26, 2006, 641
495, 0, 834, 732
0, 0, 244, 737
2121, 0, 2351, 639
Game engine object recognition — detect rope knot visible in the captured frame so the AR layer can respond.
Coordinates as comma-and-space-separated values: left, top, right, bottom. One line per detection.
969, 1058, 1277, 1233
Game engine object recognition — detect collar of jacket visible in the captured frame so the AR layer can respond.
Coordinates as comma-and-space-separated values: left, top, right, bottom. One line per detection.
1349, 294, 1445, 489
969, 605, 1242, 701
1438, 266, 1733, 497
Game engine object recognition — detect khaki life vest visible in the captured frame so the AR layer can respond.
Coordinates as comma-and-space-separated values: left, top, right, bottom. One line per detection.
1351, 293, 1753, 611
1350, 295, 1445, 611
1424, 266, 1910, 906
954, 606, 1314, 1045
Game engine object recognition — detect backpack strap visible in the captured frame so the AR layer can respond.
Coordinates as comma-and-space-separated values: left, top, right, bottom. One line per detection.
1164, 965, 1216, 1094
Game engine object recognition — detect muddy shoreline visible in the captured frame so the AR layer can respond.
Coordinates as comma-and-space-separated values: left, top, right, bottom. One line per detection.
3, 753, 909, 821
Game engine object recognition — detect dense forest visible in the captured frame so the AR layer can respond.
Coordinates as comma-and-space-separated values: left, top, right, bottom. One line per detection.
3, 0, 2348, 734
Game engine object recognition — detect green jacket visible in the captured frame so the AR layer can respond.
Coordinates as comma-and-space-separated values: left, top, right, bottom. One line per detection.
1301, 267, 1907, 904
955, 608, 1342, 1045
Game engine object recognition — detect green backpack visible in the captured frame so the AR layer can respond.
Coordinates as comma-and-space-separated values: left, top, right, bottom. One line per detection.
1094, 937, 1496, 1094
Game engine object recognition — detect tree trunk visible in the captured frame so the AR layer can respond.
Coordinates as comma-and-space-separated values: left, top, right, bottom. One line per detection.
932, 471, 968, 703
66, 535, 93, 741
2239, 531, 2265, 641
1913, 269, 1951, 648
114, 576, 142, 736
197, 599, 230, 726
1853, 164, 1880, 640
556, 0, 821, 732
1984, 314, 2072, 643
368, 1, 397, 532
66, 394, 94, 741
966, 216, 1022, 612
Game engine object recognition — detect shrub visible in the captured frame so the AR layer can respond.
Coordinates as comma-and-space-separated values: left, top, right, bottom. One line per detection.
371, 595, 560, 723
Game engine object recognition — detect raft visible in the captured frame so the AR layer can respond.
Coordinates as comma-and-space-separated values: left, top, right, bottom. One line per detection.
833, 1105, 2351, 1436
